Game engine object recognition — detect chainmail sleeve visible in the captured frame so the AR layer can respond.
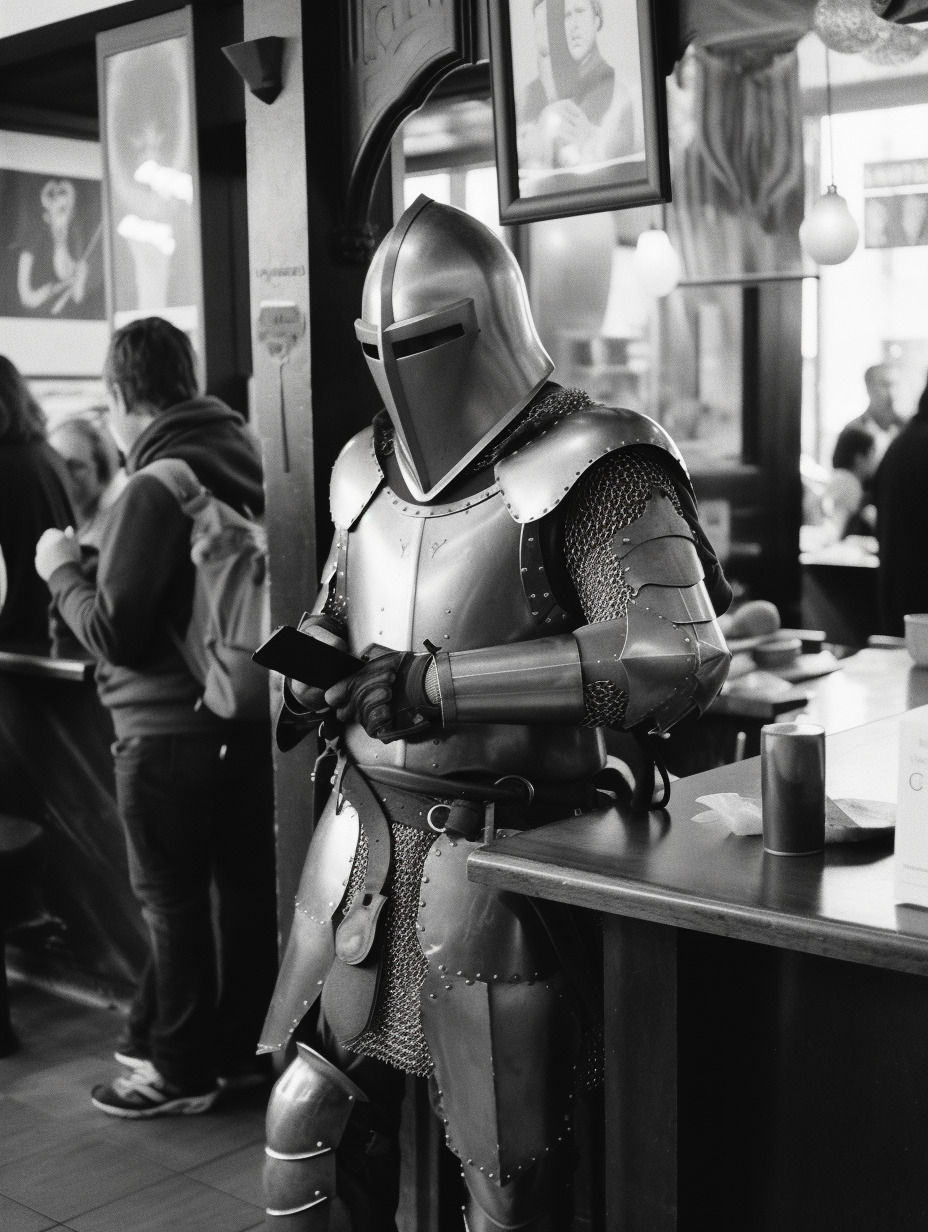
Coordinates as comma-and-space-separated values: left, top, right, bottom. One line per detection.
563, 446, 686, 728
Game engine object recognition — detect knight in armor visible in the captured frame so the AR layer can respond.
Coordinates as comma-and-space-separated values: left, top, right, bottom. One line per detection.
260, 195, 732, 1231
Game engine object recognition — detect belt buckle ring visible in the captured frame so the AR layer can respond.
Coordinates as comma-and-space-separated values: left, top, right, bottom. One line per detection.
427, 803, 451, 833
493, 774, 535, 805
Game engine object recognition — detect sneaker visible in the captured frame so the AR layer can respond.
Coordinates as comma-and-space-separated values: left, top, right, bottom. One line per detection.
91, 1068, 219, 1118
113, 1041, 157, 1082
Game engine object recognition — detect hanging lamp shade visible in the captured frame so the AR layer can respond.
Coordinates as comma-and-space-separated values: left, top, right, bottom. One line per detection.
799, 185, 859, 265
633, 229, 682, 297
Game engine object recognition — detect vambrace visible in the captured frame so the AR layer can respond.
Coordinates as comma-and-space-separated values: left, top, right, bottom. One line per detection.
264, 1043, 367, 1228
430, 492, 730, 734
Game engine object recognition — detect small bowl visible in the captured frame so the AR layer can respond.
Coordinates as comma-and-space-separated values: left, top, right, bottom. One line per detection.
752, 636, 802, 670
904, 614, 928, 667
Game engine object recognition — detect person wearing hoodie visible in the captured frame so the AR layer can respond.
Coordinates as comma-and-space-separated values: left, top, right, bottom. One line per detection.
34, 317, 277, 1117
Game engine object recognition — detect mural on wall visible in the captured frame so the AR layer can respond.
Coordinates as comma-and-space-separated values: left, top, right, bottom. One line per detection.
0, 169, 105, 320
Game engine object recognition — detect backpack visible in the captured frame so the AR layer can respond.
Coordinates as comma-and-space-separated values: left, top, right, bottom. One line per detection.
140, 458, 271, 722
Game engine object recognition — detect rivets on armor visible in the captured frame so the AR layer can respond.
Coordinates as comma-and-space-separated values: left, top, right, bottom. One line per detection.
428, 992, 436, 999
444, 983, 452, 990
422, 877, 429, 884
438, 963, 446, 971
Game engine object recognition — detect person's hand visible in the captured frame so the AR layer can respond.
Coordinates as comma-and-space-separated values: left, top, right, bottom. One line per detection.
35, 527, 81, 583
325, 644, 436, 742
549, 99, 595, 147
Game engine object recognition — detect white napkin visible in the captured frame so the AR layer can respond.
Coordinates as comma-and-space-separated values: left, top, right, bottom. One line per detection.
693, 794, 895, 844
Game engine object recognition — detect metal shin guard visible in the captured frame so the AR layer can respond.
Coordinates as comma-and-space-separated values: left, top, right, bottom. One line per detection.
461, 1155, 570, 1232
264, 1043, 367, 1229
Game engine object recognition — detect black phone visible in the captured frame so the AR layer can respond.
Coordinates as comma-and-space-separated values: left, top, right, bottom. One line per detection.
252, 625, 364, 689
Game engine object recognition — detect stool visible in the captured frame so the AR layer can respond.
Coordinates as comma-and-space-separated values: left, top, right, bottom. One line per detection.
0, 815, 44, 1056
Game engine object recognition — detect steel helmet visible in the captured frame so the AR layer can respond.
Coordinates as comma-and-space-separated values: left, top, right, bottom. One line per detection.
355, 195, 553, 501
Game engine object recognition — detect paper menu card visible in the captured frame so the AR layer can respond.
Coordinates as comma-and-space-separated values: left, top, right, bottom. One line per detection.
895, 707, 928, 907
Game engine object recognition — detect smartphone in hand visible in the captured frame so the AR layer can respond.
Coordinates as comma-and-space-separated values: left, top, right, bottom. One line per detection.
252, 625, 364, 689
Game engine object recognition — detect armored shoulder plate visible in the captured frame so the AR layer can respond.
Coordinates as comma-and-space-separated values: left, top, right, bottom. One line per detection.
495, 403, 687, 525
329, 425, 385, 531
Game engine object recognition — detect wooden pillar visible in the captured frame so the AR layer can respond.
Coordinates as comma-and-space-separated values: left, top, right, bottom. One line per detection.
242, 0, 318, 932
241, 0, 410, 950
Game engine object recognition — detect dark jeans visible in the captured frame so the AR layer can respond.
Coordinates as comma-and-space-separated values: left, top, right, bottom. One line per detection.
113, 727, 277, 1089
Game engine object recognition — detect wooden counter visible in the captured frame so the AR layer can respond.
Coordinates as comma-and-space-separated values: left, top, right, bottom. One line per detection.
0, 648, 93, 683
0, 646, 144, 1000
470, 708, 928, 1232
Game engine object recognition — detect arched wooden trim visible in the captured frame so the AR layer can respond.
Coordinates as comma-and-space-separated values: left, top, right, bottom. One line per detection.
338, 0, 478, 261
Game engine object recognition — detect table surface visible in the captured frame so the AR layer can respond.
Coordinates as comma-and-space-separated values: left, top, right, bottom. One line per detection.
708, 645, 928, 728
470, 702, 928, 978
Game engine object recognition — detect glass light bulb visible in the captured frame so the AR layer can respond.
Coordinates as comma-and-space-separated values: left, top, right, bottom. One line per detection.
813, 0, 880, 53
633, 229, 682, 298
799, 186, 859, 265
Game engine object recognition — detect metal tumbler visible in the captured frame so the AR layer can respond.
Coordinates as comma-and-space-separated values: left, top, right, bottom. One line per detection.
760, 721, 826, 856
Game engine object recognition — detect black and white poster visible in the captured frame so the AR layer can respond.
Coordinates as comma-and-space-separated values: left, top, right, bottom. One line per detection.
0, 169, 105, 320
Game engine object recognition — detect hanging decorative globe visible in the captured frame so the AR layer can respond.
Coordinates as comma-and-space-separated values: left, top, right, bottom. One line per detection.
862, 23, 928, 65
633, 229, 682, 298
799, 186, 860, 265
813, 0, 881, 53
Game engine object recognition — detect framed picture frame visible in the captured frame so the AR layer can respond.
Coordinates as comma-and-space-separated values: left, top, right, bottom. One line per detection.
488, 0, 671, 224
0, 129, 109, 377
96, 6, 205, 364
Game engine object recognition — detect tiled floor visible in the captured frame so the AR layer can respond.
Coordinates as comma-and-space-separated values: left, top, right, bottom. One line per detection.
0, 981, 267, 1231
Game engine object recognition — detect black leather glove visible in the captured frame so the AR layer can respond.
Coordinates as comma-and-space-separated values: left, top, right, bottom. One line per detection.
325, 643, 439, 743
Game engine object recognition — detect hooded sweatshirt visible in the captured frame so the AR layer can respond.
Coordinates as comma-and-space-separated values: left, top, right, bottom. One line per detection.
48, 396, 265, 737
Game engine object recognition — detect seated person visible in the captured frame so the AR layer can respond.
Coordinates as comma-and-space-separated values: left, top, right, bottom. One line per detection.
826, 425, 877, 541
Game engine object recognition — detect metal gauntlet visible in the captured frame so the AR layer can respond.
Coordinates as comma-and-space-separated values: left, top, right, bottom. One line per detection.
430, 493, 730, 733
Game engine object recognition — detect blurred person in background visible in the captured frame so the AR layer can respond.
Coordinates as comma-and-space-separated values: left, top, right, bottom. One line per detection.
874, 371, 928, 636
826, 424, 878, 541
50, 413, 126, 550
0, 354, 74, 647
845, 363, 906, 462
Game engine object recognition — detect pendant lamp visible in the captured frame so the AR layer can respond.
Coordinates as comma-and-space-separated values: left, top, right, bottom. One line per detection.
633, 205, 682, 298
799, 47, 859, 266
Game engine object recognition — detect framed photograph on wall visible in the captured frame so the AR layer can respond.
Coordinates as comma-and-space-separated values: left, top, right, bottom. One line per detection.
489, 0, 671, 224
0, 130, 109, 376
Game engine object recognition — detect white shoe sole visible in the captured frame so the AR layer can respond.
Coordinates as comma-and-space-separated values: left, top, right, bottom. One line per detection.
91, 1088, 219, 1118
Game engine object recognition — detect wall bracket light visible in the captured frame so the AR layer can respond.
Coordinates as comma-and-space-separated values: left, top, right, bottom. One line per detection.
222, 37, 285, 105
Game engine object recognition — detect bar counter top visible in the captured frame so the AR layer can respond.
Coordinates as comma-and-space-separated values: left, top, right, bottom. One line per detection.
0, 647, 93, 682
470, 708, 920, 976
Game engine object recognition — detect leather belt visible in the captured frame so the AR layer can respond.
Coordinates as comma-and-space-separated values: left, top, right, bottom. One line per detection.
359, 763, 600, 810
362, 774, 599, 843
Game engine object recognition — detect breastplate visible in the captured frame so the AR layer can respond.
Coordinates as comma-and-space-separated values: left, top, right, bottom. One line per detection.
340, 480, 604, 780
